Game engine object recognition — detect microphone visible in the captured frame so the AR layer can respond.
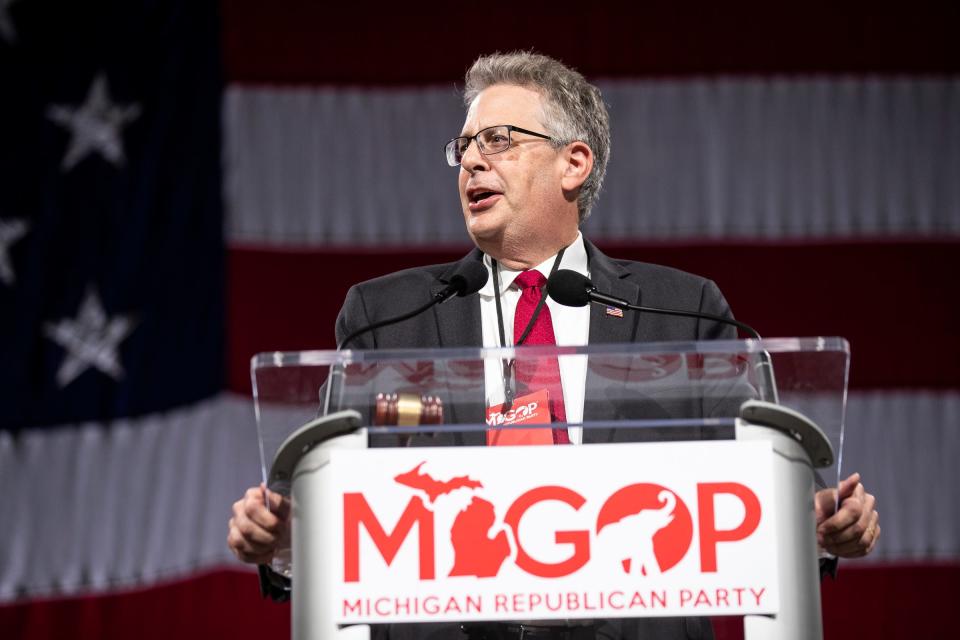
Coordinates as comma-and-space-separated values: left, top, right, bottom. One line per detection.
432, 260, 490, 305
337, 260, 488, 350
547, 269, 778, 402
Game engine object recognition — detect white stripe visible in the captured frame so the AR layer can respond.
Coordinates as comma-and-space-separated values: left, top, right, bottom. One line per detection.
842, 390, 960, 563
1, 389, 956, 601
224, 85, 465, 246
0, 394, 260, 600
225, 78, 960, 245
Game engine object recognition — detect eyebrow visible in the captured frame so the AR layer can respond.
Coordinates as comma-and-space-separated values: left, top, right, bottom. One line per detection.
459, 122, 499, 136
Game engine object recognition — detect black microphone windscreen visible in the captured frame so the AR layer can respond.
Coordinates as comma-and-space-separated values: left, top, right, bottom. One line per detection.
450, 261, 489, 296
547, 269, 592, 307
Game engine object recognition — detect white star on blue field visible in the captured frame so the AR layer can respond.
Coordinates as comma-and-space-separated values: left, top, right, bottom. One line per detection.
43, 286, 138, 388
47, 73, 142, 171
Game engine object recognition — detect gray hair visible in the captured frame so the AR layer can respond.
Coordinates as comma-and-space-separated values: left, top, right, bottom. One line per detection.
463, 51, 610, 223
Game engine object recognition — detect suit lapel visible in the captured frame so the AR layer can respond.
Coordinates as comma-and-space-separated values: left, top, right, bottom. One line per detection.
586, 240, 641, 345
583, 241, 642, 443
430, 249, 485, 445
431, 249, 484, 348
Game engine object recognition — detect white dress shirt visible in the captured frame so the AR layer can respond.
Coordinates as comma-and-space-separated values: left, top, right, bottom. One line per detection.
478, 232, 591, 444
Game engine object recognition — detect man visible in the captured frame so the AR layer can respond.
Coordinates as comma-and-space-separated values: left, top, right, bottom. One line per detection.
228, 52, 879, 638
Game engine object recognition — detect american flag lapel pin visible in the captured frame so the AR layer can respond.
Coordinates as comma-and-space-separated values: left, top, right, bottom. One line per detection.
605, 306, 624, 318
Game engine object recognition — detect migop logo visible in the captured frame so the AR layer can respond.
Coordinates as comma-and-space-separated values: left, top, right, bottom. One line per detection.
342, 462, 762, 583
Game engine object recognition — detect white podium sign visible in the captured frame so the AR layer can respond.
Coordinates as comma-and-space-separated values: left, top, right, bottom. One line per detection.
319, 440, 779, 625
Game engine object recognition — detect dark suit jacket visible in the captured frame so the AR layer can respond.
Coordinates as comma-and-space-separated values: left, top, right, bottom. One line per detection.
333, 240, 738, 640
336, 240, 741, 442
336, 240, 734, 352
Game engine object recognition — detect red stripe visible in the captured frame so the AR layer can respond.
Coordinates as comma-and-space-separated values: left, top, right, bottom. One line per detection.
713, 562, 960, 639
221, 1, 959, 85
0, 569, 288, 640
226, 240, 960, 394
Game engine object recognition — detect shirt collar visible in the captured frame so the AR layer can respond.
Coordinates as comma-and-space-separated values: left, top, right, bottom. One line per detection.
478, 231, 589, 297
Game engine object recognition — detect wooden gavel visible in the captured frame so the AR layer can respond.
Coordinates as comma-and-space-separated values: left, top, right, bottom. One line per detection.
373, 392, 444, 426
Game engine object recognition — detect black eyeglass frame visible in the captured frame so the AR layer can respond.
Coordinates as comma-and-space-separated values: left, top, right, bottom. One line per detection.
444, 124, 553, 167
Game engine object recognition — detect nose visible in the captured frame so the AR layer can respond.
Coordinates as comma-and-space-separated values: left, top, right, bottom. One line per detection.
459, 137, 489, 174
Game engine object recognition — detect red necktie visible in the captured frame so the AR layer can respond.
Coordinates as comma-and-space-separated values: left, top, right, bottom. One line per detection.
513, 270, 570, 445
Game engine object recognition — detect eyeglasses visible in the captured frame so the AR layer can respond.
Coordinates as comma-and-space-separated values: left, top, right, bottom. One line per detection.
444, 125, 553, 167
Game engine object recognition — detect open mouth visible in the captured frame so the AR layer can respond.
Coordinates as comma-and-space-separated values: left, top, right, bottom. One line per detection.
470, 191, 497, 203
467, 188, 502, 211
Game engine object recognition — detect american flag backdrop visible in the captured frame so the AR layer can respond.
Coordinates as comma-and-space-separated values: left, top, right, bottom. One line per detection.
1, 1, 958, 638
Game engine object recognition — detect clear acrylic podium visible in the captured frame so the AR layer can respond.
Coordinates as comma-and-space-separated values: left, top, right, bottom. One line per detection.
251, 338, 849, 640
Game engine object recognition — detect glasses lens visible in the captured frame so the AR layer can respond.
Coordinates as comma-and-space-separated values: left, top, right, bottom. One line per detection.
478, 126, 510, 154
445, 138, 466, 166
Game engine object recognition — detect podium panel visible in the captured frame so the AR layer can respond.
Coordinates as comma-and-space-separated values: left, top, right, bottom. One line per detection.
324, 441, 779, 625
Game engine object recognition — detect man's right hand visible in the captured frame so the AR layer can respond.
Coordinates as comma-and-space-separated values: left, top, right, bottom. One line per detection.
227, 484, 290, 564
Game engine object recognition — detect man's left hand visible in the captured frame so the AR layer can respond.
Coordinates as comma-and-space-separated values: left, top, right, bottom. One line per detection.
815, 472, 880, 558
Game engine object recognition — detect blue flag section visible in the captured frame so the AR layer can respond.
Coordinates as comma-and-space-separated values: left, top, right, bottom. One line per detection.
0, 1, 224, 430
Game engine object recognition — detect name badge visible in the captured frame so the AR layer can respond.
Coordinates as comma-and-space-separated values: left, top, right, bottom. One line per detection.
486, 389, 553, 446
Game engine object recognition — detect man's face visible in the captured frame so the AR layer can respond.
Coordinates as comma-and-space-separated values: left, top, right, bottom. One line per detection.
457, 84, 576, 257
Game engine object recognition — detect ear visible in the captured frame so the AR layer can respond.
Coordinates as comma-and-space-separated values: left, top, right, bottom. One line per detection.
560, 141, 593, 194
